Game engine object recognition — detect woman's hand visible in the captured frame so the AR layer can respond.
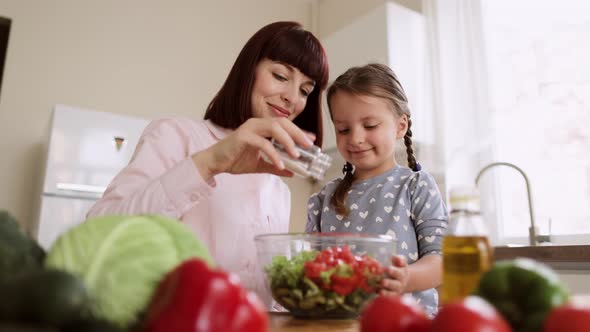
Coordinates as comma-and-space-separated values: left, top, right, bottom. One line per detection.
192, 117, 314, 180
380, 255, 410, 296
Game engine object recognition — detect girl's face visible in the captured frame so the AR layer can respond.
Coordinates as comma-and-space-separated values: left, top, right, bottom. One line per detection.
331, 91, 408, 181
251, 59, 316, 121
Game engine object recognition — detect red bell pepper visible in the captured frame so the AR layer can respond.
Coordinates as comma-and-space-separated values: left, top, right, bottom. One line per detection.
144, 258, 268, 332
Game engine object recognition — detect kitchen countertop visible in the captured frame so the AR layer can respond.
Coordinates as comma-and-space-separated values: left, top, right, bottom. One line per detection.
269, 295, 590, 332
269, 313, 357, 332
494, 245, 590, 270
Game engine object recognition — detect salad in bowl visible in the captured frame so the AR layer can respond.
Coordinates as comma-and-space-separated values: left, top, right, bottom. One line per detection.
255, 233, 396, 318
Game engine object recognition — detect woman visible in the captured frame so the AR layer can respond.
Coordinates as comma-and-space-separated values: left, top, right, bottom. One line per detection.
87, 21, 329, 306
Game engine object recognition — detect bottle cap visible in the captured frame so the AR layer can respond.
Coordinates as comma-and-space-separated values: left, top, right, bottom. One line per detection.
449, 186, 481, 212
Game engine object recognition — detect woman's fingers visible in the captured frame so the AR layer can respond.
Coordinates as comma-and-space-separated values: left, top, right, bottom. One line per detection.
248, 134, 286, 170
273, 117, 314, 148
304, 131, 316, 143
247, 118, 313, 158
201, 117, 315, 176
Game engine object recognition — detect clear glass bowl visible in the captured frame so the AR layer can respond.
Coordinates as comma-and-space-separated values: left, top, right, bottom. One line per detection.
254, 232, 396, 319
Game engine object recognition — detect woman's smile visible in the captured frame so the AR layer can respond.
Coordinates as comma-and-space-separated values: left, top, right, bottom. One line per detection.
268, 103, 291, 118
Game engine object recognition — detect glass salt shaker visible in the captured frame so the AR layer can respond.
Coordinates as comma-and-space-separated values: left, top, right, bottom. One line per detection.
268, 139, 332, 181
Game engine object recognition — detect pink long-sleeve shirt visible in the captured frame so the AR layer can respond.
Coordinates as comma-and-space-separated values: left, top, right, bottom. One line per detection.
87, 118, 290, 306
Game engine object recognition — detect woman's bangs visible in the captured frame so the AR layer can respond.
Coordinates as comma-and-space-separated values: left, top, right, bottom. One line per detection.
266, 30, 329, 89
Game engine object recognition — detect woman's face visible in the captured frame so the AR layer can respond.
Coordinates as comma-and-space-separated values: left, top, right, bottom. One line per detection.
251, 59, 316, 121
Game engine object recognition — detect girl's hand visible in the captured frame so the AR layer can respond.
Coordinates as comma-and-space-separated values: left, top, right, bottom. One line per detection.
192, 117, 314, 179
380, 255, 410, 296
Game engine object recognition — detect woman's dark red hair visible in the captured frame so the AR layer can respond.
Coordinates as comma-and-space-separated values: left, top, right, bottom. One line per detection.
204, 21, 329, 147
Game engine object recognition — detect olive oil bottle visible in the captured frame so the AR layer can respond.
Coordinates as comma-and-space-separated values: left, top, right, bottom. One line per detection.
441, 187, 493, 304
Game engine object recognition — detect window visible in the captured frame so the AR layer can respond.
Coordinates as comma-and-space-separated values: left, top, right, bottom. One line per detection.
480, 0, 590, 242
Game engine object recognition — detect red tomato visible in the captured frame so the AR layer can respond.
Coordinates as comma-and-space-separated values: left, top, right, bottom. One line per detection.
303, 245, 385, 296
360, 295, 431, 332
303, 261, 327, 279
431, 296, 511, 332
544, 304, 590, 332
331, 274, 360, 296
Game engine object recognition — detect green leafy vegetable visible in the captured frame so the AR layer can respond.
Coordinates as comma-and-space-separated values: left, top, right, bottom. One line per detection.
45, 214, 213, 327
0, 210, 45, 281
266, 250, 317, 289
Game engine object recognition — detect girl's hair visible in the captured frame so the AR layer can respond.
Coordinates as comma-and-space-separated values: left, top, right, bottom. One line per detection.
327, 63, 418, 216
204, 21, 329, 147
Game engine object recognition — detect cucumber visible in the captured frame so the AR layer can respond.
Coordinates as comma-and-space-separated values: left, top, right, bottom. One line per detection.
0, 269, 91, 327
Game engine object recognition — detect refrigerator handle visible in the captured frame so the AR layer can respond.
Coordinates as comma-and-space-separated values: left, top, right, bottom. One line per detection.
56, 182, 106, 195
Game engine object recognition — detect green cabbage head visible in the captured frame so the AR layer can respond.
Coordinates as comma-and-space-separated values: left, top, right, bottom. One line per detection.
45, 214, 213, 327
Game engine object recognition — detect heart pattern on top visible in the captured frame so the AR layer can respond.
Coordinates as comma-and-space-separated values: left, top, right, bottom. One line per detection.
306, 165, 445, 284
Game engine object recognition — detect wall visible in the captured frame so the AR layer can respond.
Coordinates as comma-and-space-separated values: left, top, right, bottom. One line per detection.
558, 271, 590, 294
317, 0, 421, 37
0, 0, 313, 230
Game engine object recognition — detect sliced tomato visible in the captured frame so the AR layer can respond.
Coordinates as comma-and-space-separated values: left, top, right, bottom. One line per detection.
360, 295, 431, 332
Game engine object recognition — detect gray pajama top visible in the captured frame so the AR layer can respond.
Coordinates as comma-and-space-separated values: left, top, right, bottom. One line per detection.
305, 165, 448, 316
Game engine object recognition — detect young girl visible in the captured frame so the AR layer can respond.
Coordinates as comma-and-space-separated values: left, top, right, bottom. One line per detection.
306, 64, 447, 315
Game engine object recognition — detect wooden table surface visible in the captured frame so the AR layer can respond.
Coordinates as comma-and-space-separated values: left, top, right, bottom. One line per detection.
269, 313, 357, 332
269, 295, 590, 332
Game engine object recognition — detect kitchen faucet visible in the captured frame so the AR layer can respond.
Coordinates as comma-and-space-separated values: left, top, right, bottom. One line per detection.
475, 162, 549, 246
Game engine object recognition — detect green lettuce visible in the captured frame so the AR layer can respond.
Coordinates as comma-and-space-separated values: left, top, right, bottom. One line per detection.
266, 250, 317, 289
45, 214, 213, 327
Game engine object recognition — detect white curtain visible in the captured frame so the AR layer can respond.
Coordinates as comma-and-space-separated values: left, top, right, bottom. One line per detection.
422, 0, 501, 241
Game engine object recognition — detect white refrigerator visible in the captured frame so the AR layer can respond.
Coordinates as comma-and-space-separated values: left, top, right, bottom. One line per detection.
36, 104, 149, 249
